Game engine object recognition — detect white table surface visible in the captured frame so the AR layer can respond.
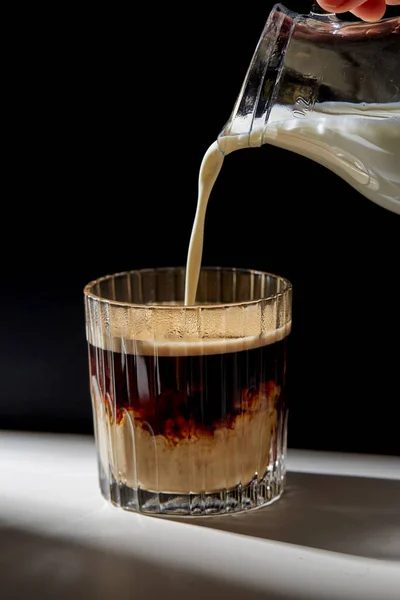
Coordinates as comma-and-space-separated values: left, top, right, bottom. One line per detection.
1, 431, 399, 600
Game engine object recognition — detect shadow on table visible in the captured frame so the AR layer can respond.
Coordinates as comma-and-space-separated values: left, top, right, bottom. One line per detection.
0, 525, 271, 600
177, 472, 400, 561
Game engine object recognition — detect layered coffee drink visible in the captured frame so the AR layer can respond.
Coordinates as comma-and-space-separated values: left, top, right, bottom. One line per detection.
85, 267, 292, 515
89, 329, 288, 505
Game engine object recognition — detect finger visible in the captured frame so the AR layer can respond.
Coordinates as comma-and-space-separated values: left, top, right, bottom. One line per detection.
352, 0, 387, 20
386, 0, 400, 4
317, 0, 380, 13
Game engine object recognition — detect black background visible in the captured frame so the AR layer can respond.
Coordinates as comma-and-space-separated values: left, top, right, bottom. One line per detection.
2, 2, 399, 455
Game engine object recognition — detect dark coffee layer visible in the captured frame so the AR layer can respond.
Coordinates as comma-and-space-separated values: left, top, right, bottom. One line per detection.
89, 337, 287, 440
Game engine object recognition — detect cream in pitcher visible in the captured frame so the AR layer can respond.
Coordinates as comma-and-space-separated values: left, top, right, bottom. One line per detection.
185, 6, 399, 304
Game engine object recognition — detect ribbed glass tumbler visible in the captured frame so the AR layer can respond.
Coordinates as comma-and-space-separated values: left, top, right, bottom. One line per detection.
84, 267, 292, 516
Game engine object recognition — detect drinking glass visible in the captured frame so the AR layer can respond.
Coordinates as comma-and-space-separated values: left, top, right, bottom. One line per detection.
84, 267, 292, 515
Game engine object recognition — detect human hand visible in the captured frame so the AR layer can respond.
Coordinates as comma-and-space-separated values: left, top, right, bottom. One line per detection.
317, 0, 400, 21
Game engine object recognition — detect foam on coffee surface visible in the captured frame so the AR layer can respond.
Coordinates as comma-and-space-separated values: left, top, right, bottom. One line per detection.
89, 321, 291, 356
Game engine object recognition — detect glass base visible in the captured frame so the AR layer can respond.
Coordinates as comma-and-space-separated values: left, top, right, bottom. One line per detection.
99, 463, 286, 516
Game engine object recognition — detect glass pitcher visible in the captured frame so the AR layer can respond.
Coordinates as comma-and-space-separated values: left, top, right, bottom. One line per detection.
218, 4, 400, 214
